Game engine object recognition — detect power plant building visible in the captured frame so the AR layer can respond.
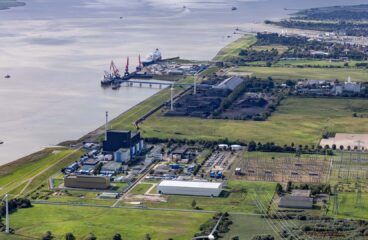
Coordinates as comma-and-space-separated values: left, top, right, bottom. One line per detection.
157, 180, 223, 197
102, 130, 144, 162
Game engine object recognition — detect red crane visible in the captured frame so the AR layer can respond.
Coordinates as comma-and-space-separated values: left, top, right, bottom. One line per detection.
125, 56, 130, 75
110, 60, 120, 77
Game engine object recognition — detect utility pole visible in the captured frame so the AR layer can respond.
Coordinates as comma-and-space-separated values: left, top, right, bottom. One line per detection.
105, 111, 109, 141
193, 74, 197, 95
170, 85, 174, 111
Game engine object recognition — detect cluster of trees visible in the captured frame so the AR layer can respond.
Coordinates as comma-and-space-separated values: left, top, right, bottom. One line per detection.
256, 32, 368, 60
256, 32, 308, 46
285, 181, 331, 195
247, 141, 335, 155
194, 212, 232, 239
267, 20, 368, 37
41, 232, 152, 240
251, 235, 274, 240
292, 5, 368, 21
239, 48, 279, 62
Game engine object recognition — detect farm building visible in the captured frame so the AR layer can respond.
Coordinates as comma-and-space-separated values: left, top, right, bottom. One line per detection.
279, 190, 313, 209
64, 175, 110, 189
157, 180, 223, 197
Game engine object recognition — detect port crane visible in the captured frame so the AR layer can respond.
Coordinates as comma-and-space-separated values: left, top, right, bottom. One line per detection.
125, 56, 130, 76
110, 61, 120, 78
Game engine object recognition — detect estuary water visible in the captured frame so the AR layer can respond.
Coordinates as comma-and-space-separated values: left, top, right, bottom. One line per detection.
0, 0, 366, 165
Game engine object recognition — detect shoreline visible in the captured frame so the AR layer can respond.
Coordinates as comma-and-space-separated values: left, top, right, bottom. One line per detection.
0, 88, 168, 168
0, 0, 25, 11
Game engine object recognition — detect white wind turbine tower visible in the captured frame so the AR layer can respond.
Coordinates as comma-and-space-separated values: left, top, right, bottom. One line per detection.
2, 194, 9, 234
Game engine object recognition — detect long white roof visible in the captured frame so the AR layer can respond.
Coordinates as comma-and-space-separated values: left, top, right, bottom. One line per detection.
158, 180, 223, 189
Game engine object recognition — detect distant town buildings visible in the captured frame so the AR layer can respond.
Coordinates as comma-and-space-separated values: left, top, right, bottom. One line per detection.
295, 77, 365, 96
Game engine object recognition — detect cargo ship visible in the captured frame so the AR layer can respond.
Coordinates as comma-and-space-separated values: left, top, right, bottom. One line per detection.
142, 48, 162, 66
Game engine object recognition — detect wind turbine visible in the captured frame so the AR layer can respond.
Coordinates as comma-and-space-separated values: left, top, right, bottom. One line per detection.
2, 194, 9, 234
192, 215, 223, 240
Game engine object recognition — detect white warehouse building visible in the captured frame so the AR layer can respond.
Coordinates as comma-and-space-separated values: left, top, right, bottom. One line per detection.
157, 180, 223, 197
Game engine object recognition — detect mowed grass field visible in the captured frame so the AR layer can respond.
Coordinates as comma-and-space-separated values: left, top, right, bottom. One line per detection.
7, 204, 211, 240
0, 148, 82, 197
329, 192, 368, 220
230, 66, 368, 82
222, 215, 279, 240
141, 181, 276, 213
140, 97, 368, 146
275, 59, 368, 68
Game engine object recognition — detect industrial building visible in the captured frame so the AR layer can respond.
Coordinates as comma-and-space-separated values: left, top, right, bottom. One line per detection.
102, 130, 143, 162
157, 180, 223, 197
64, 175, 110, 189
214, 76, 244, 91
279, 190, 313, 209
100, 162, 122, 175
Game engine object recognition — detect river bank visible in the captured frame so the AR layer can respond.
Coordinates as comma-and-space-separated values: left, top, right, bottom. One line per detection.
0, 0, 25, 10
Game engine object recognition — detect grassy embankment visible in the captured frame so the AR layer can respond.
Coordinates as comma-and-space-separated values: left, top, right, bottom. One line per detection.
140, 97, 368, 146
214, 36, 257, 62
0, 204, 211, 240
0, 148, 82, 197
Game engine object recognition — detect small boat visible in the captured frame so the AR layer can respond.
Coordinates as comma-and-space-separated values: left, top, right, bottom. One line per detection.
4, 74, 10, 79
0, 141, 4, 145
231, 6, 237, 11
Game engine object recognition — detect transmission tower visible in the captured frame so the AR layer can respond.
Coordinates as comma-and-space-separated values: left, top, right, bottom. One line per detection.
355, 182, 363, 208
332, 186, 339, 215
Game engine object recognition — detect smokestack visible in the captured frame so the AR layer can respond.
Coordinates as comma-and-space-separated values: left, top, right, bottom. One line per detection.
105, 111, 108, 141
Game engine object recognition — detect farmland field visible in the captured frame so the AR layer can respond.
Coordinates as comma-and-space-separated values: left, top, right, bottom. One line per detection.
6, 204, 211, 240
141, 97, 368, 146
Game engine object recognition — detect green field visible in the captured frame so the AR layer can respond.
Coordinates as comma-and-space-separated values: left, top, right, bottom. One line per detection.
130, 183, 153, 195
140, 181, 276, 213
140, 97, 368, 146
0, 148, 82, 197
6, 204, 211, 240
329, 192, 368, 220
222, 215, 279, 240
275, 59, 368, 68
214, 36, 257, 61
230, 66, 368, 82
